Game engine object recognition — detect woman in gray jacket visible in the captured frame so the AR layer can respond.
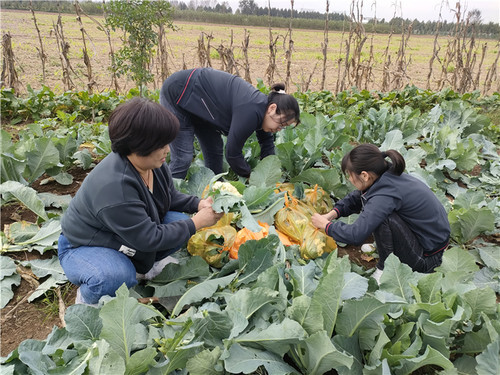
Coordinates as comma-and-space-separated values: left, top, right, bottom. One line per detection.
59, 98, 222, 305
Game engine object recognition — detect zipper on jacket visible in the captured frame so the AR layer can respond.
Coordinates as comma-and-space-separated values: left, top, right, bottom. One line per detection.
200, 98, 215, 120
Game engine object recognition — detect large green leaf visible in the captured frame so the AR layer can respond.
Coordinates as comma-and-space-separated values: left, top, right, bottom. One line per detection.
64, 304, 103, 340
234, 318, 307, 356
252, 196, 285, 225
298, 330, 353, 375
192, 310, 233, 348
25, 137, 60, 184
478, 247, 500, 271
243, 185, 276, 210
304, 268, 344, 336
87, 340, 126, 374
186, 347, 223, 375
286, 261, 318, 298
125, 347, 157, 375
378, 254, 417, 302
99, 285, 160, 362
236, 235, 277, 285
1, 254, 17, 279
224, 343, 298, 374
0, 181, 48, 220
380, 129, 405, 152
415, 272, 443, 304
435, 246, 479, 274
462, 287, 498, 323
226, 287, 282, 322
21, 256, 68, 302
185, 166, 215, 196
170, 274, 234, 317
152, 255, 210, 284
249, 155, 282, 188
336, 297, 392, 337
16, 219, 61, 247
17, 339, 53, 375
394, 346, 454, 375
1, 273, 20, 308
475, 339, 500, 375
292, 168, 342, 194
449, 207, 495, 244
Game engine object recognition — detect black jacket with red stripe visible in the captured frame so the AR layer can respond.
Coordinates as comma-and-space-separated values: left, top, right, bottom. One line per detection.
161, 68, 274, 177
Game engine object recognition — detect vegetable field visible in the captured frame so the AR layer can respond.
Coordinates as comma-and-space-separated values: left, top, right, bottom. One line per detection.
1, 84, 499, 374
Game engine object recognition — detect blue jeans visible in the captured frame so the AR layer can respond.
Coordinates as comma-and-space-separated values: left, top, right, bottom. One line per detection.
58, 211, 190, 304
160, 86, 224, 179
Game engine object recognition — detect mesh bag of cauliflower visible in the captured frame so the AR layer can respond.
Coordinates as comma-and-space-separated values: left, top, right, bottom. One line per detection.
302, 184, 333, 214
299, 225, 337, 260
187, 214, 237, 268
274, 193, 311, 243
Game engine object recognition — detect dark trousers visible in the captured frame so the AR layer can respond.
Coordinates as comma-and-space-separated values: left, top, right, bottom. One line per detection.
373, 213, 444, 273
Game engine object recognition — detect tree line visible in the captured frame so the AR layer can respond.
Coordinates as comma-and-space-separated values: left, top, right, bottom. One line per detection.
1, 0, 498, 38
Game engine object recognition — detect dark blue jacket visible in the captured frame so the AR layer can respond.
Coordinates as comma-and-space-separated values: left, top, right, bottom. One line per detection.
161, 68, 274, 177
326, 171, 450, 254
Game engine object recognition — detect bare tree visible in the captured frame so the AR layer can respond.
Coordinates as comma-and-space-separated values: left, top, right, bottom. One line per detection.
74, 0, 96, 93
1, 33, 21, 92
284, 0, 295, 90
427, 1, 445, 89
29, 0, 47, 83
265, 0, 279, 85
242, 29, 252, 83
320, 0, 329, 90
53, 12, 76, 91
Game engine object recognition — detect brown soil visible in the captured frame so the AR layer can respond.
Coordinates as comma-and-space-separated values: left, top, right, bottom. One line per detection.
0, 166, 375, 357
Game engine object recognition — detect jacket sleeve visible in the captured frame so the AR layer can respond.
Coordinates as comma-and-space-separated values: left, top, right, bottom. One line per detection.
256, 129, 275, 159
225, 112, 260, 177
333, 190, 363, 217
326, 192, 398, 245
96, 200, 197, 253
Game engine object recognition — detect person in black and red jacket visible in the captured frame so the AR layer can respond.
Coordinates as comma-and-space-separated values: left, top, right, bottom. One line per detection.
160, 67, 300, 179
311, 144, 450, 283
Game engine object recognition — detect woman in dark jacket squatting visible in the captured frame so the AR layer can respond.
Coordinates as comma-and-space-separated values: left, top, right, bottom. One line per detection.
58, 98, 222, 305
311, 144, 450, 283
160, 67, 301, 179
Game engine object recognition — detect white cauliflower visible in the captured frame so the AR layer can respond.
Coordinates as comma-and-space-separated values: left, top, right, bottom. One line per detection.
212, 181, 242, 197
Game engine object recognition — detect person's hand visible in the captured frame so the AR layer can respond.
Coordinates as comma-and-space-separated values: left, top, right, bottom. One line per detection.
198, 197, 213, 211
192, 206, 223, 230
311, 213, 330, 231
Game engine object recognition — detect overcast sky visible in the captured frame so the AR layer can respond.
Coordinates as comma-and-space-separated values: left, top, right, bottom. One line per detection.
226, 0, 500, 24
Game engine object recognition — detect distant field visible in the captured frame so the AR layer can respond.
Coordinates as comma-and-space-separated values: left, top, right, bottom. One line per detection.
1, 9, 498, 94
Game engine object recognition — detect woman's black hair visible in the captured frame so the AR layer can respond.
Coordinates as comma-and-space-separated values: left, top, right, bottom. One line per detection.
108, 97, 180, 156
267, 83, 301, 125
341, 143, 405, 177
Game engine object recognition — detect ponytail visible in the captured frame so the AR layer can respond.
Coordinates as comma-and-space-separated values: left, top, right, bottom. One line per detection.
384, 149, 405, 175
341, 144, 405, 177
267, 83, 300, 125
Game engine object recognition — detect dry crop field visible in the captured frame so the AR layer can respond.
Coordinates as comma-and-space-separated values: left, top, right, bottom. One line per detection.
1, 9, 498, 95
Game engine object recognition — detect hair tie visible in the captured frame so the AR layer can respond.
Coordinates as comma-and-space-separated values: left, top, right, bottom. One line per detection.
381, 152, 387, 158
276, 89, 286, 94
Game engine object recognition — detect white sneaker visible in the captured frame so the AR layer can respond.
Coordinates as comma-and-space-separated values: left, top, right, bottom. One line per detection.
75, 287, 99, 307
361, 243, 376, 253
372, 268, 383, 284
137, 256, 179, 281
